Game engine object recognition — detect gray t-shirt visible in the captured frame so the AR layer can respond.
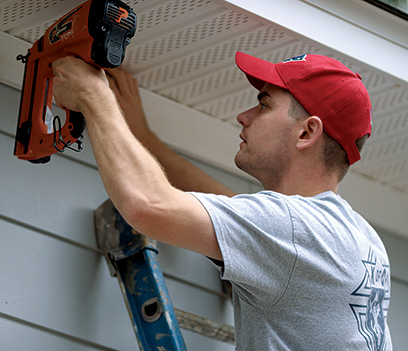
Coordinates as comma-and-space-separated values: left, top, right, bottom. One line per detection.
191, 190, 392, 351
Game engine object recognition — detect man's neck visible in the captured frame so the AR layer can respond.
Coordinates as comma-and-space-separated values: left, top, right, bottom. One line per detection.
262, 164, 339, 197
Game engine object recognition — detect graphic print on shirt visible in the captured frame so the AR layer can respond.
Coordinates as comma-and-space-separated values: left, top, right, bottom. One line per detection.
350, 247, 391, 351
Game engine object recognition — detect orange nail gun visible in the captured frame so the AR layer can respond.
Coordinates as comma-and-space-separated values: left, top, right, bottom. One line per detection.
14, 0, 137, 163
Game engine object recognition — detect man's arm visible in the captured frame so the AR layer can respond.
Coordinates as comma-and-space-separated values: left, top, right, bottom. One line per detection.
52, 57, 223, 260
106, 68, 236, 197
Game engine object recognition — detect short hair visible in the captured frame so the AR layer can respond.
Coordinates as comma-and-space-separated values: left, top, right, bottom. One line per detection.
287, 92, 368, 182
322, 132, 368, 182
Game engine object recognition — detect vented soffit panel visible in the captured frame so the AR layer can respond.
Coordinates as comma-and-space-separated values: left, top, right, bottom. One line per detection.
1, 0, 408, 195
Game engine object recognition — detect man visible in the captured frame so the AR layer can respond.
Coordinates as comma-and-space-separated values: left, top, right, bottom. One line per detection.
53, 52, 392, 350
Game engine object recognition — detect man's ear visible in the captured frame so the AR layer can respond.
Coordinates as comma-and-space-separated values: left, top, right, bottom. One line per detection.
296, 116, 323, 150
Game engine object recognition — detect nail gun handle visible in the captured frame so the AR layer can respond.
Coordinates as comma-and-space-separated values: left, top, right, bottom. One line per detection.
14, 49, 86, 162
44, 61, 86, 154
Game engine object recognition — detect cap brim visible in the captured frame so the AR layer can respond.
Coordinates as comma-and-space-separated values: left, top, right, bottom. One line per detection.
235, 52, 287, 91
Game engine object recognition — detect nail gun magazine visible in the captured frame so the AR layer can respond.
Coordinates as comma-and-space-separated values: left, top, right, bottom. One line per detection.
14, 0, 137, 164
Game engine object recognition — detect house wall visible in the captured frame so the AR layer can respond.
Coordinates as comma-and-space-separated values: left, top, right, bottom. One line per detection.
0, 82, 239, 350
1, 81, 407, 350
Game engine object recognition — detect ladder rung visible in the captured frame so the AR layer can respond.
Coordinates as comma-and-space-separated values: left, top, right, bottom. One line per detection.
174, 308, 235, 345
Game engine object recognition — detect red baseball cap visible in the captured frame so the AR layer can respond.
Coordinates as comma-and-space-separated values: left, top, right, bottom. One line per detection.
235, 52, 372, 165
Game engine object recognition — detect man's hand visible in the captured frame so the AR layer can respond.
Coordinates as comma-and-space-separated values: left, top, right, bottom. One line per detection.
53, 56, 110, 113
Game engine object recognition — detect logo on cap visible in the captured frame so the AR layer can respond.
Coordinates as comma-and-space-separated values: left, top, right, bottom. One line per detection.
283, 55, 307, 63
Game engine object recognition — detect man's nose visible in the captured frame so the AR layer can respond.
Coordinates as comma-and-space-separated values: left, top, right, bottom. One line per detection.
237, 107, 256, 127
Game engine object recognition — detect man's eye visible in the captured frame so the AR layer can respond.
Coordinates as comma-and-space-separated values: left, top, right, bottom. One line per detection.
260, 103, 267, 111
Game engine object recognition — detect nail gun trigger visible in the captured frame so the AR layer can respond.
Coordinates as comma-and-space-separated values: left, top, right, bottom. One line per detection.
53, 115, 83, 153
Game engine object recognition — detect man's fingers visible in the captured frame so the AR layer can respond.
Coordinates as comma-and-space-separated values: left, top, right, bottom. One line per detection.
106, 74, 118, 91
106, 68, 140, 98
106, 69, 128, 95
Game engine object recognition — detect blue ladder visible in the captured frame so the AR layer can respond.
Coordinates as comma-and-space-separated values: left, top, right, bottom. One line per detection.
95, 200, 187, 351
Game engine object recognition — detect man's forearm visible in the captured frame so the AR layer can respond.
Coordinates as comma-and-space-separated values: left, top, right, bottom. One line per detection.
142, 132, 236, 196
81, 90, 173, 221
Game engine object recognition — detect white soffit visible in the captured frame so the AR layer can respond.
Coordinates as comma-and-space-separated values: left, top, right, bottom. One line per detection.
223, 0, 408, 84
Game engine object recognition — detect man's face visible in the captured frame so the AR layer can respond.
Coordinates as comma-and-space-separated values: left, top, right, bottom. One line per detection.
234, 84, 298, 190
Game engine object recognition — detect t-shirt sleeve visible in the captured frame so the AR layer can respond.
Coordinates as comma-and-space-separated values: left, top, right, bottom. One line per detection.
190, 191, 297, 308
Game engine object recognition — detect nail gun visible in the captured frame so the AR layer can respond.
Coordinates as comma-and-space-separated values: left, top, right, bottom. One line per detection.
14, 0, 137, 163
